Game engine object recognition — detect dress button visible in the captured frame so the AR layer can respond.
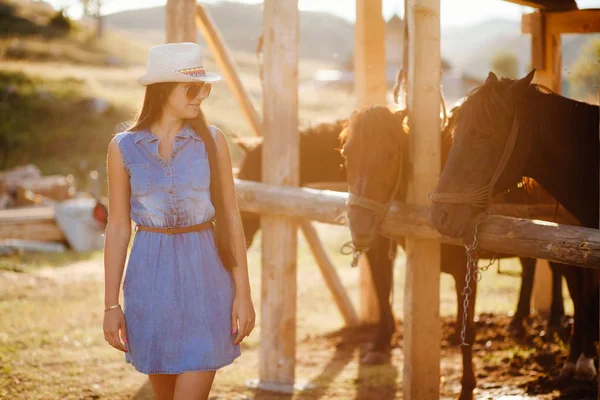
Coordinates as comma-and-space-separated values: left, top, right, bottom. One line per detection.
171, 153, 175, 158
171, 210, 176, 215
169, 189, 173, 194
167, 171, 170, 175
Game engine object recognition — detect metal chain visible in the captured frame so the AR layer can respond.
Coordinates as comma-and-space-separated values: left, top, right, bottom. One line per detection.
460, 212, 496, 347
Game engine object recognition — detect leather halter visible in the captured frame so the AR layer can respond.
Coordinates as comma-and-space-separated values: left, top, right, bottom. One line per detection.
346, 154, 405, 218
429, 112, 521, 208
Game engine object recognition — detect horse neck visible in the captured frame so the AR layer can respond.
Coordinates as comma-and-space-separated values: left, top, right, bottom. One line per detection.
523, 90, 599, 227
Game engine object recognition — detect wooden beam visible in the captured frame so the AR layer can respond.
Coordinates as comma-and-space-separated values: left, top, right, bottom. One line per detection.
354, 0, 387, 324
195, 5, 262, 137
523, 9, 600, 35
506, 0, 577, 10
259, 0, 299, 389
300, 221, 359, 326
547, 9, 600, 34
538, 28, 562, 94
354, 0, 387, 106
532, 259, 554, 317
523, 12, 545, 69
165, 0, 196, 43
234, 180, 600, 269
405, 0, 441, 398
303, 182, 348, 192
0, 206, 64, 242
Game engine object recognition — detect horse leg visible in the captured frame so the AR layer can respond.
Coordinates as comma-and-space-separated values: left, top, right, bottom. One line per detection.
361, 235, 395, 365
510, 257, 536, 337
561, 266, 584, 378
548, 262, 565, 331
444, 245, 476, 400
576, 269, 599, 380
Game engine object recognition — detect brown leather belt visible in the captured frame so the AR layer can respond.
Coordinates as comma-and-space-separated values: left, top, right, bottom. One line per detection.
134, 220, 214, 235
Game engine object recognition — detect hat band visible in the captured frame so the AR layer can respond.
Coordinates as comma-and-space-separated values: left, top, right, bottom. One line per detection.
176, 67, 207, 78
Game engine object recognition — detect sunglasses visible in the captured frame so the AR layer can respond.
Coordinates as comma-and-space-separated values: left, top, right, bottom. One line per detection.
184, 82, 211, 100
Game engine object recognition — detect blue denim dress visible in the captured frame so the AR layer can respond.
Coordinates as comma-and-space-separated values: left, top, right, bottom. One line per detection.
114, 124, 241, 374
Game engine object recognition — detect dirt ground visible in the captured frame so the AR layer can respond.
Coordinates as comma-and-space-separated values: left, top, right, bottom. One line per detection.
0, 228, 597, 400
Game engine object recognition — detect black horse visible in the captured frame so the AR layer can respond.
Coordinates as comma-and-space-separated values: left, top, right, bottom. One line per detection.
431, 70, 599, 381
235, 118, 565, 368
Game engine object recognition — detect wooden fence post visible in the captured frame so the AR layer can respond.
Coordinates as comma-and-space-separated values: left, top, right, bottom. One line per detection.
258, 0, 300, 391
405, 0, 441, 398
166, 0, 196, 43
354, 0, 387, 324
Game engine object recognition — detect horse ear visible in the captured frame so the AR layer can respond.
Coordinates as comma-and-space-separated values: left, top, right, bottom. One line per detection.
506, 69, 536, 99
486, 72, 498, 83
233, 139, 250, 153
232, 136, 264, 153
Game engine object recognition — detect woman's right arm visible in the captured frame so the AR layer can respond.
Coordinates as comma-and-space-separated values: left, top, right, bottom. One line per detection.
103, 137, 132, 352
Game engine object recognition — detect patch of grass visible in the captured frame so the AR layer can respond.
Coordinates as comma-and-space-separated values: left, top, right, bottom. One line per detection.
0, 249, 103, 272
0, 222, 581, 399
0, 70, 131, 178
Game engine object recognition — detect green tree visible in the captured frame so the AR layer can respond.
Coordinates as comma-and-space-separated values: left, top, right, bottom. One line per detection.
569, 38, 600, 99
490, 51, 518, 79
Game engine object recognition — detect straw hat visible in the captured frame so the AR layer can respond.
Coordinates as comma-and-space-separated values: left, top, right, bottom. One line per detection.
137, 42, 221, 86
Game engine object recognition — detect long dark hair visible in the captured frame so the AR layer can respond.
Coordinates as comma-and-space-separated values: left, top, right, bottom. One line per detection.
126, 82, 236, 270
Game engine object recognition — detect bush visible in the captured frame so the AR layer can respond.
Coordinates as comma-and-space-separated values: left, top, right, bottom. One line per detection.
0, 71, 129, 180
568, 38, 600, 99
0, 3, 45, 36
490, 51, 518, 79
48, 10, 72, 35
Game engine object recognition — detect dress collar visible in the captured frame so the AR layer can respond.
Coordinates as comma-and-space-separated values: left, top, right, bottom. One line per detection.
133, 124, 201, 144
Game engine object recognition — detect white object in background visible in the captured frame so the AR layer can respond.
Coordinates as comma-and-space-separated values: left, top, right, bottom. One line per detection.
54, 198, 105, 252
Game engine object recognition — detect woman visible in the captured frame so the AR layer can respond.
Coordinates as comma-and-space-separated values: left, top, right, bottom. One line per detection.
103, 42, 255, 400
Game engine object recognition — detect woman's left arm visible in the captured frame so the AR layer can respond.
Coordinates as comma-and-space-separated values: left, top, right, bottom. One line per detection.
213, 127, 255, 345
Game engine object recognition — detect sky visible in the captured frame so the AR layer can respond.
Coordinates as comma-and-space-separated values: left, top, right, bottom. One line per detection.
48, 0, 600, 28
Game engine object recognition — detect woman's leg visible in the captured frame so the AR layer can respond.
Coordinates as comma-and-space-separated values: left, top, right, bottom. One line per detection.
173, 371, 217, 400
148, 374, 177, 400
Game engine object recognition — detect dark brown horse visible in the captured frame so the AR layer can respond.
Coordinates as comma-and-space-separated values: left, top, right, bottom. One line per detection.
431, 70, 599, 383
340, 104, 583, 400
236, 121, 400, 363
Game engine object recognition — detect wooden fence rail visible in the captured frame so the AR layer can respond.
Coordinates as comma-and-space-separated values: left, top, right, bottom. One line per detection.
235, 179, 600, 269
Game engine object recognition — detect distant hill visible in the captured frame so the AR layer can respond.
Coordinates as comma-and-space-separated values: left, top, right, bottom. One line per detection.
0, 0, 149, 65
104, 2, 597, 81
104, 1, 354, 64
442, 19, 599, 80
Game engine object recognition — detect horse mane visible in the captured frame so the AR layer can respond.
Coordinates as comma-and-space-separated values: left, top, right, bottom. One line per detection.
339, 105, 407, 147
457, 73, 598, 205
458, 73, 578, 138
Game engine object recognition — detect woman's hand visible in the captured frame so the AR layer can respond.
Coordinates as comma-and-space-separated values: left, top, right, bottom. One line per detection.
103, 307, 129, 352
231, 293, 255, 345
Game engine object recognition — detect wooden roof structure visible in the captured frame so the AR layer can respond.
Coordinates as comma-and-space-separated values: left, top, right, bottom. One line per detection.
504, 0, 578, 10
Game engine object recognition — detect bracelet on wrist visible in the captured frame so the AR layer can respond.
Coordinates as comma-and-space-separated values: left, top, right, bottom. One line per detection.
104, 304, 121, 312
